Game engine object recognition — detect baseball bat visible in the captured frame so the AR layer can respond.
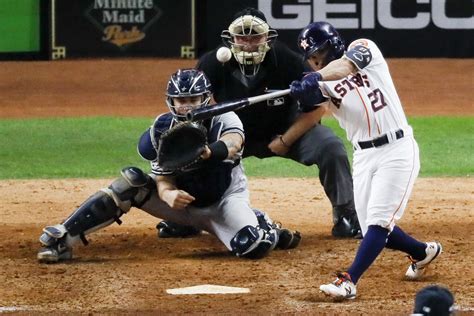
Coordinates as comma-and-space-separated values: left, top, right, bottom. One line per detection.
186, 88, 291, 122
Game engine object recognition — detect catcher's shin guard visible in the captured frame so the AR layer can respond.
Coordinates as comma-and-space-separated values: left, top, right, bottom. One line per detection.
37, 190, 120, 262
253, 209, 301, 250
37, 190, 123, 262
38, 167, 154, 262
62, 167, 154, 245
62, 190, 125, 244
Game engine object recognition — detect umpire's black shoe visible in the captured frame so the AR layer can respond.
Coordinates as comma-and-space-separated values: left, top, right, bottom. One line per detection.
331, 210, 362, 239
156, 221, 201, 238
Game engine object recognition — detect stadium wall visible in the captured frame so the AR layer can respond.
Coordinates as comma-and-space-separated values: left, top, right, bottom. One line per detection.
1, 0, 472, 60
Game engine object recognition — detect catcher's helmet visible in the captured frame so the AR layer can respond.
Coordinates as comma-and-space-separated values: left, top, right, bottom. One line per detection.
166, 69, 212, 121
221, 7, 278, 76
297, 22, 344, 64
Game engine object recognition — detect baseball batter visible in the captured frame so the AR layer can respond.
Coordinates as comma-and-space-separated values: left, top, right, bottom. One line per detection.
290, 22, 442, 299
37, 69, 300, 263
157, 7, 361, 240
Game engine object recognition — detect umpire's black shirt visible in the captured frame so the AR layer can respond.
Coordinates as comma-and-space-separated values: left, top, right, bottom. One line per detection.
197, 41, 308, 146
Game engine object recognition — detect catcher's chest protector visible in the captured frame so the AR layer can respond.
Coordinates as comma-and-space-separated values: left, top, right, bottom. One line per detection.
154, 114, 235, 207
175, 120, 234, 207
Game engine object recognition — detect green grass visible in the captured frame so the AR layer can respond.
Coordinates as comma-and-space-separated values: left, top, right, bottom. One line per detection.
0, 116, 472, 179
0, 117, 151, 179
245, 116, 473, 177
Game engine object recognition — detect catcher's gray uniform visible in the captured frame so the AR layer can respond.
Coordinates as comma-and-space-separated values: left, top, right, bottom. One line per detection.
37, 110, 300, 263
139, 111, 259, 250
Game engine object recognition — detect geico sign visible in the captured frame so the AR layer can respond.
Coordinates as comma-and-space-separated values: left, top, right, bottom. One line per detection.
259, 0, 473, 29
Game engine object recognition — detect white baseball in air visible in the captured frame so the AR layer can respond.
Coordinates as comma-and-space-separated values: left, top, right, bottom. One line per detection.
216, 47, 232, 63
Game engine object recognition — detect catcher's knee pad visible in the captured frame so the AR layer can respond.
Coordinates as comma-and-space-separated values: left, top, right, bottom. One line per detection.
61, 167, 155, 244
230, 225, 277, 259
104, 167, 155, 211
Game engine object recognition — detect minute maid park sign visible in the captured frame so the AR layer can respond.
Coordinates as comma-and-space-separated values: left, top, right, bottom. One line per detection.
86, 0, 162, 48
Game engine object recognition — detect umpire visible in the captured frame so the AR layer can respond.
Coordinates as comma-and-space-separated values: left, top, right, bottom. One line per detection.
158, 7, 360, 238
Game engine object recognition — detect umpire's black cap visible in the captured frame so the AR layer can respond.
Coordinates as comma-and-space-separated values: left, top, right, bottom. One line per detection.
233, 7, 267, 22
412, 285, 455, 315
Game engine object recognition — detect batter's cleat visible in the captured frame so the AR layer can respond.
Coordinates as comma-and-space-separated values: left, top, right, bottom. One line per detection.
276, 228, 302, 250
156, 221, 201, 238
405, 242, 442, 280
320, 272, 357, 300
331, 213, 362, 239
37, 243, 72, 263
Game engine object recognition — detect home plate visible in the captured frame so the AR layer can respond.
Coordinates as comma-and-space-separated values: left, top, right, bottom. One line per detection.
166, 284, 250, 295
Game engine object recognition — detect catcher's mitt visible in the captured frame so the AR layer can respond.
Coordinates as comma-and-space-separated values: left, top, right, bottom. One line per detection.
157, 122, 208, 171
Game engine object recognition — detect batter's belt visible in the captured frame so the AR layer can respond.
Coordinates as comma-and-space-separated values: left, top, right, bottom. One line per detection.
356, 129, 404, 150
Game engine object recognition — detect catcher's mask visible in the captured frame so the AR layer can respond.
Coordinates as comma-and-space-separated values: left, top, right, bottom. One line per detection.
297, 21, 345, 67
221, 7, 277, 76
166, 69, 212, 122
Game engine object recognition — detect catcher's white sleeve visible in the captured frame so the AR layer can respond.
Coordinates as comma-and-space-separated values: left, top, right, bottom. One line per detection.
213, 112, 245, 141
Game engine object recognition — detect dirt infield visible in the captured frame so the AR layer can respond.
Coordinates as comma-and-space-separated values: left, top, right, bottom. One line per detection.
0, 59, 473, 314
1, 58, 473, 118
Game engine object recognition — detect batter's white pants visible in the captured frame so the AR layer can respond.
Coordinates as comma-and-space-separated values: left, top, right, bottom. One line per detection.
352, 136, 420, 236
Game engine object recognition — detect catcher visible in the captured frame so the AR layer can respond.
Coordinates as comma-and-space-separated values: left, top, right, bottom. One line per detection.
37, 68, 301, 263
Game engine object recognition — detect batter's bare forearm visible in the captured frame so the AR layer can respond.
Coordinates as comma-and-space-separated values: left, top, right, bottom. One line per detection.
318, 58, 357, 81
282, 105, 327, 146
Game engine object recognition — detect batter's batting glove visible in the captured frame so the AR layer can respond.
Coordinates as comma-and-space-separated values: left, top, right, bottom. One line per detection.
302, 71, 322, 87
290, 72, 324, 108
